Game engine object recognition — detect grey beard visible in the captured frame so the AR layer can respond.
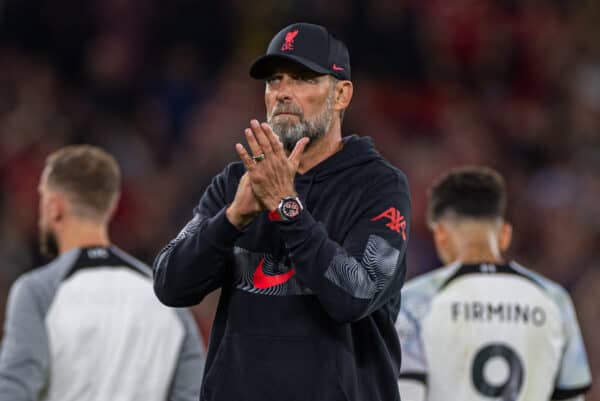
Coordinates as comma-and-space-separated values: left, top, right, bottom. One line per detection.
268, 94, 335, 153
270, 118, 326, 153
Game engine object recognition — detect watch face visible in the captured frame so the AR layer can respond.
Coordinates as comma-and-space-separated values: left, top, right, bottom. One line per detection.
281, 199, 301, 219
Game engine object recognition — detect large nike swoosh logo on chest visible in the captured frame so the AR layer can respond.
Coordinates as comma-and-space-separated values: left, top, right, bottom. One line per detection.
252, 257, 296, 289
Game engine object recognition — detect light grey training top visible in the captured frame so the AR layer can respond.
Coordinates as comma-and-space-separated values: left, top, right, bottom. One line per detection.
0, 245, 205, 401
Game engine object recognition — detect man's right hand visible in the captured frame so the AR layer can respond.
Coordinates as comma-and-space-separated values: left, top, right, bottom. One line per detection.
226, 173, 262, 230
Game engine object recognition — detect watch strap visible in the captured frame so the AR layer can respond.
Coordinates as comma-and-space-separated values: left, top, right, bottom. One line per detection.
268, 209, 282, 221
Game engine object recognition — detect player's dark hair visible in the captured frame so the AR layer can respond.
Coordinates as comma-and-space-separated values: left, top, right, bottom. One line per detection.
427, 166, 507, 225
45, 145, 121, 220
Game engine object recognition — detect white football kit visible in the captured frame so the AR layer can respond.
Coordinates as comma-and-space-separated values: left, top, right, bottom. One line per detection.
396, 261, 592, 401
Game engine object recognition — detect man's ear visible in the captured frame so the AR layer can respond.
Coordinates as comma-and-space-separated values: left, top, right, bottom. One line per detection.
334, 80, 353, 111
48, 192, 66, 223
499, 222, 513, 253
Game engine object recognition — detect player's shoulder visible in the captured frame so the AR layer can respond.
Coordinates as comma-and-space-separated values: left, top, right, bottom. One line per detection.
23, 248, 84, 285
401, 262, 462, 317
404, 262, 462, 295
7, 251, 79, 309
8, 270, 40, 300
108, 246, 153, 278
507, 261, 574, 308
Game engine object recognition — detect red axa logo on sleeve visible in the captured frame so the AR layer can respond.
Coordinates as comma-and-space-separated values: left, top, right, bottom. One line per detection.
370, 207, 407, 240
281, 29, 299, 52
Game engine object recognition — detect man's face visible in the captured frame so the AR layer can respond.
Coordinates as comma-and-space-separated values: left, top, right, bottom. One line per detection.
38, 168, 59, 259
265, 61, 337, 152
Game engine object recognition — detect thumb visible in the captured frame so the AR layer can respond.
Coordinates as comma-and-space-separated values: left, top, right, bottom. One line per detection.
288, 137, 310, 168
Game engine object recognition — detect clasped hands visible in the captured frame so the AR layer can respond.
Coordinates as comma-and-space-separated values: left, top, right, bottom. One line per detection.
226, 120, 309, 229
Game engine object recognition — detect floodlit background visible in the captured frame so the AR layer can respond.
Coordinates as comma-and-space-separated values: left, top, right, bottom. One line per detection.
0, 0, 598, 398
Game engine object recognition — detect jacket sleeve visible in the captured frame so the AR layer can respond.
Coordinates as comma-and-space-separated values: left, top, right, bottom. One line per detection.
0, 276, 49, 401
275, 171, 411, 323
168, 309, 206, 401
396, 284, 428, 401
153, 165, 243, 307
550, 287, 592, 400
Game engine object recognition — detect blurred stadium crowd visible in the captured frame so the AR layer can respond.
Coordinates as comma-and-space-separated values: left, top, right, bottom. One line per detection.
0, 0, 598, 397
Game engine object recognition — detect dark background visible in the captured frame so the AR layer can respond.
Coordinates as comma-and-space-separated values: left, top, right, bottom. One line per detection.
0, 1, 598, 397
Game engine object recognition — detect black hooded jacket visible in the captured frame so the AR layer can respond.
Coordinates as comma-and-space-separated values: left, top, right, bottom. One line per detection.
154, 135, 411, 401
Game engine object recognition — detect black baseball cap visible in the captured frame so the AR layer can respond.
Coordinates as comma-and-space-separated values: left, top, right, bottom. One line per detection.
249, 22, 351, 81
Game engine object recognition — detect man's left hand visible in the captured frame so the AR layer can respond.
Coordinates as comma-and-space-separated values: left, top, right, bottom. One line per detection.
235, 119, 309, 211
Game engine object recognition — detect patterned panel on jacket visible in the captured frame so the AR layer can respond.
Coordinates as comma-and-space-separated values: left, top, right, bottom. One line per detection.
324, 234, 400, 299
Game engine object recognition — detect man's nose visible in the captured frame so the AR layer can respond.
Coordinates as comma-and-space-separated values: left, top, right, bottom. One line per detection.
275, 77, 293, 102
